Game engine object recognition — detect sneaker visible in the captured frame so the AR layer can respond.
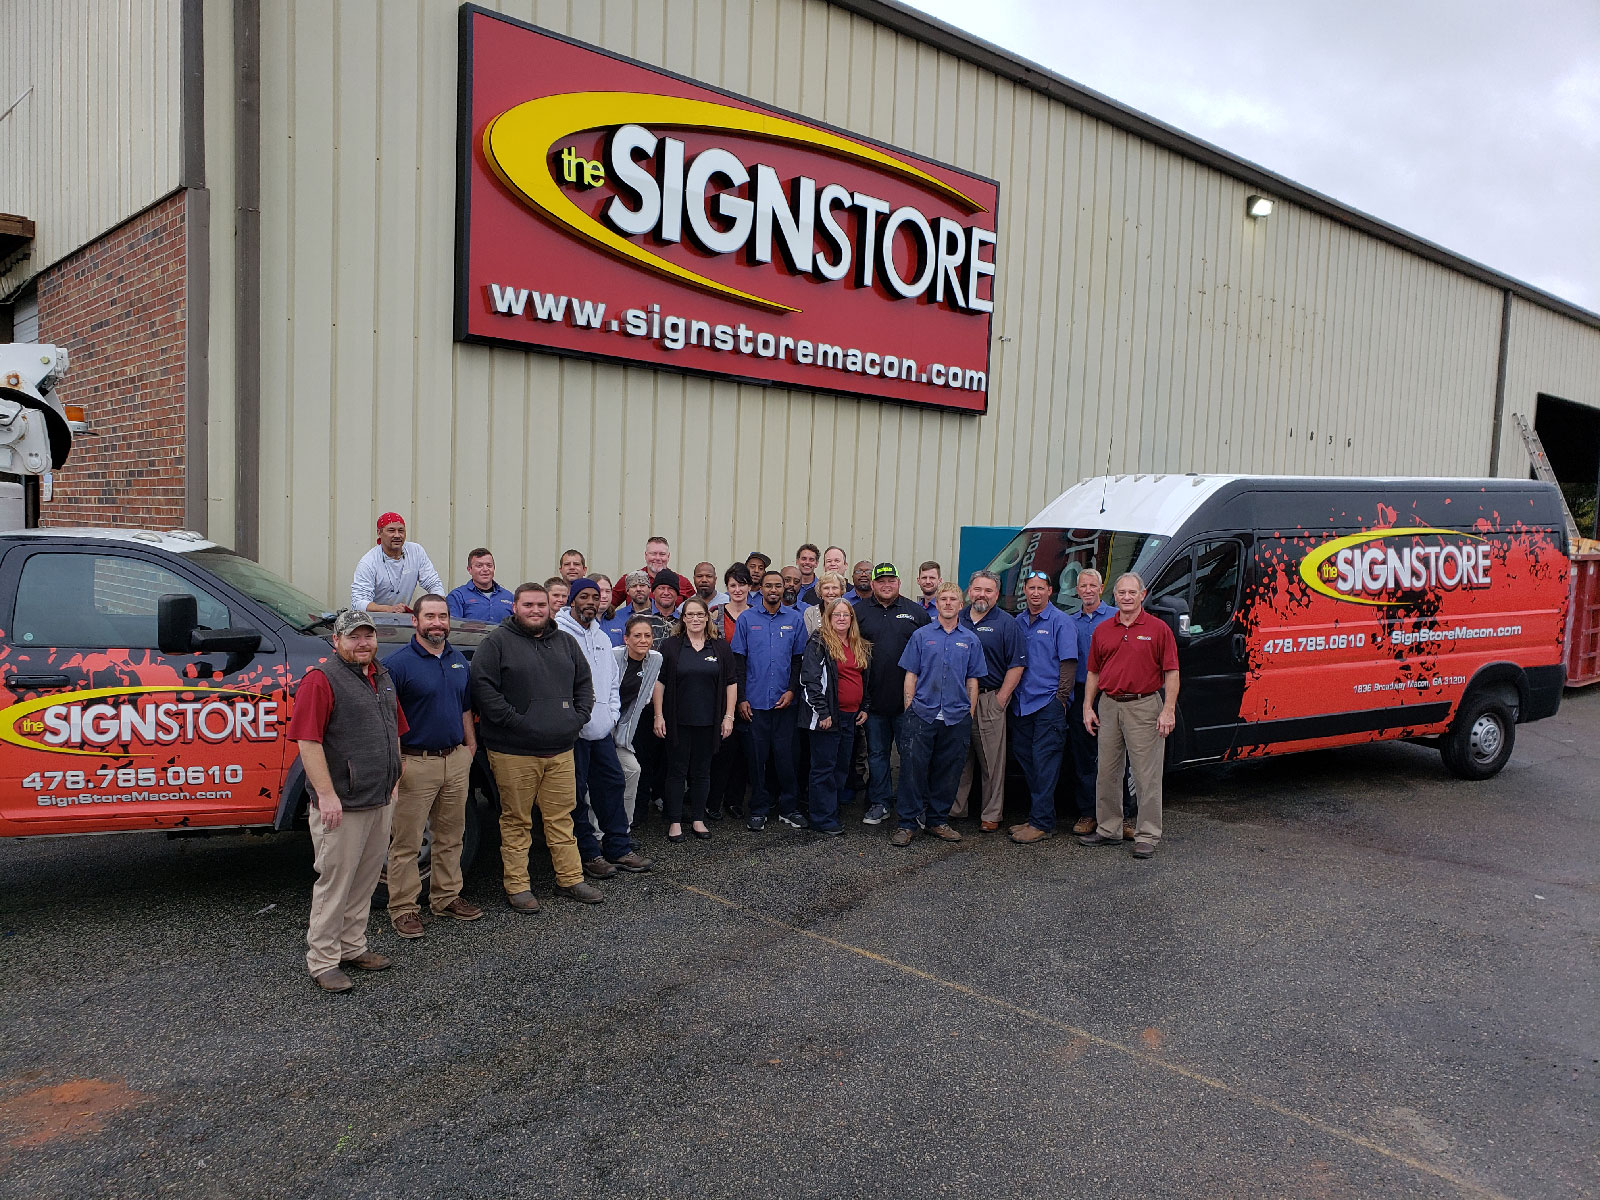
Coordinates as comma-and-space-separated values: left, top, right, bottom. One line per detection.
747, 815, 767, 832
814, 826, 845, 838
889, 827, 914, 847
927, 824, 962, 842
391, 911, 425, 939
555, 881, 605, 905
1072, 817, 1097, 835
1077, 831, 1121, 847
608, 851, 653, 873
312, 967, 354, 993
339, 951, 391, 972
583, 856, 619, 880
435, 897, 483, 922
706, 807, 724, 822
1010, 825, 1053, 844
1131, 840, 1156, 859
863, 804, 888, 825
777, 811, 809, 829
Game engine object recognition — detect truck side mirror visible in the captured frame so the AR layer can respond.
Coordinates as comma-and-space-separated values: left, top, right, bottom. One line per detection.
1149, 595, 1192, 646
158, 592, 263, 669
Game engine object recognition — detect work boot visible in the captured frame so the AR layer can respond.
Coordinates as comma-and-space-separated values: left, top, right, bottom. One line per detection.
1131, 840, 1157, 859
927, 824, 962, 842
1072, 817, 1096, 835
435, 897, 483, 921
556, 881, 605, 905
1077, 831, 1121, 847
1123, 820, 1137, 841
583, 856, 619, 880
506, 890, 542, 914
889, 828, 914, 847
608, 851, 653, 873
313, 968, 353, 993
391, 912, 425, 939
340, 951, 391, 972
1011, 825, 1053, 844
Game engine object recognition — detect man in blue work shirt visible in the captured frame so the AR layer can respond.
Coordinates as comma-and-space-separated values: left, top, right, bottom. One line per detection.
731, 570, 808, 831
382, 594, 481, 939
1008, 570, 1078, 844
1065, 568, 1136, 837
446, 547, 514, 623
854, 563, 931, 826
891, 582, 987, 846
954, 570, 1026, 831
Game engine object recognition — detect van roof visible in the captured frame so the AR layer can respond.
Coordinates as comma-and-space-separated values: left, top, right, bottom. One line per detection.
1027, 474, 1549, 536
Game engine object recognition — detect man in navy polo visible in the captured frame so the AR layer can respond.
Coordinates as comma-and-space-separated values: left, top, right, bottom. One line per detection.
383, 594, 481, 939
854, 563, 930, 825
731, 570, 808, 831
446, 547, 514, 623
890, 582, 987, 846
1008, 570, 1078, 844
954, 570, 1026, 830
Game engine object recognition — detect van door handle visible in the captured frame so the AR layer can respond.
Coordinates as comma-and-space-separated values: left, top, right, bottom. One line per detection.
1231, 634, 1247, 661
7, 674, 71, 689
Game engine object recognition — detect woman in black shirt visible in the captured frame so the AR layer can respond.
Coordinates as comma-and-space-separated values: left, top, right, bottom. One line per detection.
653, 597, 737, 842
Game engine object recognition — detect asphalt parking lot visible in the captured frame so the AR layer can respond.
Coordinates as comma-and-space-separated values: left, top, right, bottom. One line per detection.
2, 690, 1596, 1200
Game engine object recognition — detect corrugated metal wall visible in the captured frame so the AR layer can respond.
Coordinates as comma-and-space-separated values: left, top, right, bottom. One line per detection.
1497, 297, 1600, 477
0, 0, 184, 298
239, 0, 1581, 607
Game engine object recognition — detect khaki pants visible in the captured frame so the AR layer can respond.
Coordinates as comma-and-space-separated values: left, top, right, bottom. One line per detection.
488, 749, 581, 891
1096, 692, 1164, 844
306, 802, 393, 975
386, 744, 472, 918
954, 690, 1008, 821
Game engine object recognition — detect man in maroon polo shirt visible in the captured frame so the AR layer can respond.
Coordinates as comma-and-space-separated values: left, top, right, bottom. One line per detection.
1078, 572, 1179, 859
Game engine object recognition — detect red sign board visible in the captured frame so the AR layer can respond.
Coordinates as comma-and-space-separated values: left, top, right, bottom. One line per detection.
455, 6, 998, 412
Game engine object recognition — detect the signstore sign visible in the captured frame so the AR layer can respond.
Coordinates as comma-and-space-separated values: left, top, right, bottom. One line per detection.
454, 5, 999, 411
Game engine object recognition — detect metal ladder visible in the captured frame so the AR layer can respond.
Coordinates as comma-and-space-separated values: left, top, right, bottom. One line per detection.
1513, 412, 1582, 546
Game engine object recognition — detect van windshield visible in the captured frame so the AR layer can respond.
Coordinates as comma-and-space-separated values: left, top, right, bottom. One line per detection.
985, 528, 1168, 614
183, 547, 332, 632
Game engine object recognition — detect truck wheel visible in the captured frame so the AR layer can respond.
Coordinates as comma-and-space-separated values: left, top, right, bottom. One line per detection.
1440, 692, 1515, 780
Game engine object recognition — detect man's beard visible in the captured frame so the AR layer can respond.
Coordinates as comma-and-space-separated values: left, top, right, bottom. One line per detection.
783, 589, 797, 605
421, 629, 447, 647
969, 598, 992, 617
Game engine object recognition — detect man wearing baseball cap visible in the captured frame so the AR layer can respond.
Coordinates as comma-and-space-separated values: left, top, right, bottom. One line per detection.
287, 609, 409, 992
351, 512, 444, 613
852, 563, 930, 826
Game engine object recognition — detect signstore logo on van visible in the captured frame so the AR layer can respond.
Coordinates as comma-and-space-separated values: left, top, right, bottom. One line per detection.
0, 685, 280, 758
1299, 528, 1491, 607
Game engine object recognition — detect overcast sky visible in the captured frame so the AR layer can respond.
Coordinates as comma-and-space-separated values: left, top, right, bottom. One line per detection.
907, 0, 1600, 312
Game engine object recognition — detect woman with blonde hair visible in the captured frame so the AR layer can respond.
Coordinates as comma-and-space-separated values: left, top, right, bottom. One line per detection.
797, 599, 872, 835
802, 570, 850, 635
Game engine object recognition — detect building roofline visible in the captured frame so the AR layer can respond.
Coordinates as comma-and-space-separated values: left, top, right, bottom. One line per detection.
838, 0, 1600, 332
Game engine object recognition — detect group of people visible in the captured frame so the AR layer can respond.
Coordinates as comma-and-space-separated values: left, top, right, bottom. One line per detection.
300, 514, 1179, 993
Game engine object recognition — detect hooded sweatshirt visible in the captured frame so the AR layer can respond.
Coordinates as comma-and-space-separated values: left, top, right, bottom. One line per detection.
554, 607, 621, 740
469, 615, 593, 756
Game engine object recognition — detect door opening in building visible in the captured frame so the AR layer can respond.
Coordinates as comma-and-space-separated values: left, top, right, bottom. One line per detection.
1534, 393, 1600, 540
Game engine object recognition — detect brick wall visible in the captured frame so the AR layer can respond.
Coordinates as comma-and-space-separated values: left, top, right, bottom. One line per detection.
36, 192, 188, 529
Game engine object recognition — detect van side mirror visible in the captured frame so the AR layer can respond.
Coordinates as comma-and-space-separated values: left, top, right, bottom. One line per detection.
1149, 595, 1191, 645
157, 593, 263, 669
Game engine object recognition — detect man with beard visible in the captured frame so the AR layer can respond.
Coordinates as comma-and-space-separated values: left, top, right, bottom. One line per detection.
383, 595, 481, 939
470, 582, 602, 910
692, 560, 727, 608
615, 571, 653, 630
780, 564, 803, 608
954, 571, 1026, 831
848, 560, 874, 605
556, 579, 653, 879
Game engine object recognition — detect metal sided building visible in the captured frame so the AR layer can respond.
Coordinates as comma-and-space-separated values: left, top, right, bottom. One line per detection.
2, 0, 1598, 606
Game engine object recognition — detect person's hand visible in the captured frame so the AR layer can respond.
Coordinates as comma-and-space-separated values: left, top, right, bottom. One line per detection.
856, 710, 869, 726
1083, 707, 1099, 736
775, 690, 793, 710
721, 715, 734, 739
737, 701, 753, 723
316, 791, 343, 831
1056, 689, 1074, 710
653, 713, 667, 739
1157, 709, 1175, 738
819, 716, 832, 731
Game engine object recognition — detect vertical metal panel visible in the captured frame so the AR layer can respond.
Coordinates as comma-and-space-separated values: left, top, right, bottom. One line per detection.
0, 0, 184, 294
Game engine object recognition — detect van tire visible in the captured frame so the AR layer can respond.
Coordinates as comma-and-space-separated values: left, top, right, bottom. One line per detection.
1441, 692, 1515, 780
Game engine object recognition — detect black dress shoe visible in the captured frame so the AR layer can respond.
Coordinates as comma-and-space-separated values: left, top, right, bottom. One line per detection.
706, 807, 724, 821
667, 830, 685, 843
691, 826, 712, 841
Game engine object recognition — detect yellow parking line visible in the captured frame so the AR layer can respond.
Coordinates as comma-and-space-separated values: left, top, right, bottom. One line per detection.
677, 882, 1508, 1200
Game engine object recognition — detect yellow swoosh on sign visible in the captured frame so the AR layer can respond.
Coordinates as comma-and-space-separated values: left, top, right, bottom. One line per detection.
1297, 527, 1483, 606
0, 683, 266, 757
481, 92, 987, 314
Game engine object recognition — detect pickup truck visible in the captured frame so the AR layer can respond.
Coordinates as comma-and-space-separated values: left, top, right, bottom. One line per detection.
0, 528, 501, 873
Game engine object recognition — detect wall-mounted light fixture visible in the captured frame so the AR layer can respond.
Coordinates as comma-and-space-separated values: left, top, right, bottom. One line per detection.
1247, 195, 1275, 219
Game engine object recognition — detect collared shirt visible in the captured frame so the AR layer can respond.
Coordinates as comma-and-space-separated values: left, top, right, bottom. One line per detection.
898, 620, 987, 724
1012, 603, 1078, 716
614, 603, 673, 649
351, 542, 444, 611
382, 636, 470, 750
917, 594, 939, 614
855, 594, 931, 714
959, 605, 1027, 691
446, 579, 514, 623
1070, 601, 1117, 684
1090, 608, 1180, 695
286, 660, 409, 742
847, 588, 872, 606
600, 611, 628, 647
731, 603, 807, 709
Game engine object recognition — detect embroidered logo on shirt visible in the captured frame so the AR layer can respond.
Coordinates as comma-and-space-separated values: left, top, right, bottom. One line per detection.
895, 613, 916, 621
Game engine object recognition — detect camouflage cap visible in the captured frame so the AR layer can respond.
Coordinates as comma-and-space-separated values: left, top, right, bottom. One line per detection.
333, 608, 378, 636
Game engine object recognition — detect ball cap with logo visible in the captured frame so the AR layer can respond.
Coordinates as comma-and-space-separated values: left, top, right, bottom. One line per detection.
332, 609, 378, 636
872, 563, 899, 580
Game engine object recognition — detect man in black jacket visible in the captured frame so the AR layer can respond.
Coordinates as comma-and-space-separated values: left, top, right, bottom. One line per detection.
853, 564, 930, 825
470, 582, 601, 910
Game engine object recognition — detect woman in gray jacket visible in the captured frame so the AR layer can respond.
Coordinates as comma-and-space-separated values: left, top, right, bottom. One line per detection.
612, 615, 663, 827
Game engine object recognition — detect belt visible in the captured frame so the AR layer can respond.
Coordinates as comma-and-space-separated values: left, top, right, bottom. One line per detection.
978, 685, 999, 694
402, 745, 461, 757
1103, 691, 1157, 703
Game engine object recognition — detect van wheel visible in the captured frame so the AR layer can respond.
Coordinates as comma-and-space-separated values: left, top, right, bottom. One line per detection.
1440, 692, 1515, 780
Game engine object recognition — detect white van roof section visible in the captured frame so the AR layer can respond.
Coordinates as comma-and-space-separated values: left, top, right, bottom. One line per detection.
1027, 475, 1241, 536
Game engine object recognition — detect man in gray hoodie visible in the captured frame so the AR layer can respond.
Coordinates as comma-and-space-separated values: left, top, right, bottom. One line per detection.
555, 579, 653, 879
469, 581, 600, 910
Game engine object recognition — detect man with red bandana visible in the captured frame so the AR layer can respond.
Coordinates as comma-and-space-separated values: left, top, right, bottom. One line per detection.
352, 512, 443, 613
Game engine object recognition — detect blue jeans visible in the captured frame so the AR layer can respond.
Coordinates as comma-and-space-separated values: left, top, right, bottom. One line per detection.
745, 707, 798, 818
1010, 701, 1068, 832
864, 711, 903, 811
895, 711, 971, 830
807, 715, 856, 832
572, 736, 633, 860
